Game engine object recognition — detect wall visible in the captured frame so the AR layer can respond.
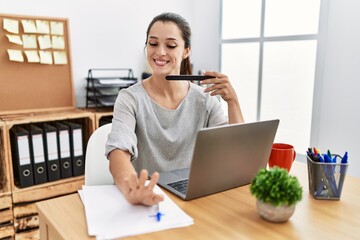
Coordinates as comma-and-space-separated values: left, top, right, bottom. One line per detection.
2, 0, 359, 178
311, 0, 360, 177
0, 0, 220, 107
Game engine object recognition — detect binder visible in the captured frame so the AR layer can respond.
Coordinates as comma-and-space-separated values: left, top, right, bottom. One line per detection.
63, 121, 85, 176
99, 116, 112, 127
10, 126, 34, 188
40, 123, 61, 182
53, 122, 72, 179
27, 124, 48, 185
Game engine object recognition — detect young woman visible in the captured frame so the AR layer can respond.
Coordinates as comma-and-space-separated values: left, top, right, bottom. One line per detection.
106, 12, 244, 206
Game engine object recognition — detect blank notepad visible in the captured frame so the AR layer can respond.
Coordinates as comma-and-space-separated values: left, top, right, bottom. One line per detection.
81, 185, 193, 239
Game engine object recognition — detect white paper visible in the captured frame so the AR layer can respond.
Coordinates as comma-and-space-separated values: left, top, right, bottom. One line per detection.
39, 50, 53, 64
82, 185, 193, 239
52, 36, 65, 49
17, 135, 31, 165
32, 134, 45, 163
6, 34, 23, 45
22, 35, 37, 48
24, 50, 40, 63
21, 19, 37, 33
38, 35, 52, 49
59, 130, 70, 158
98, 79, 137, 85
53, 51, 67, 65
46, 132, 58, 161
50, 21, 64, 35
73, 129, 83, 157
3, 18, 19, 34
7, 49, 24, 62
35, 20, 50, 34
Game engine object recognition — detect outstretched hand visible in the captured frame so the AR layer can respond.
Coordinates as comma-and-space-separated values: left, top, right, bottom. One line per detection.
122, 169, 164, 206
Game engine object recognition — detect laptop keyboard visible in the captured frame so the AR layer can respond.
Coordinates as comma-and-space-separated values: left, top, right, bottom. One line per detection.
168, 179, 188, 194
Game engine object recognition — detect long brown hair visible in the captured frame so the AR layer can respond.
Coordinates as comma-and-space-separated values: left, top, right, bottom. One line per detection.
145, 12, 192, 75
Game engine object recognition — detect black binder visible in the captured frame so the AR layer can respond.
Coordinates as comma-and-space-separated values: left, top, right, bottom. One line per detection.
40, 123, 61, 182
10, 126, 34, 188
63, 121, 85, 176
53, 122, 72, 179
27, 124, 47, 185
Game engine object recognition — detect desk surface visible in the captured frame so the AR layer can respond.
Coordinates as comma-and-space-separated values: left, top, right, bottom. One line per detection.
36, 161, 360, 240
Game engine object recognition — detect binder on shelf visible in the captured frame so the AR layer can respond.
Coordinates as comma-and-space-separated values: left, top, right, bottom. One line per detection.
99, 116, 112, 127
10, 126, 34, 188
40, 123, 61, 182
53, 122, 72, 179
63, 121, 85, 176
27, 124, 47, 185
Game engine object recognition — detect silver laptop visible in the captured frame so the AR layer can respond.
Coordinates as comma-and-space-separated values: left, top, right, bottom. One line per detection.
157, 119, 279, 200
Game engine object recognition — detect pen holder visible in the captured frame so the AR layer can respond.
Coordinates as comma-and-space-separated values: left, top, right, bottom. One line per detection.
307, 155, 349, 200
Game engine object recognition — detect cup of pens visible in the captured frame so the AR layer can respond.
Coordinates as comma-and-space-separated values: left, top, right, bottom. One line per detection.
306, 148, 349, 200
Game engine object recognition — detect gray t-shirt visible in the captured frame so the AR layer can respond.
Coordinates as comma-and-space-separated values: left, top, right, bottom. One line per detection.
105, 81, 227, 174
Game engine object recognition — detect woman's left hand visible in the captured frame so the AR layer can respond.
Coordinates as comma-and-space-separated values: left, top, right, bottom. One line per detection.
200, 71, 238, 103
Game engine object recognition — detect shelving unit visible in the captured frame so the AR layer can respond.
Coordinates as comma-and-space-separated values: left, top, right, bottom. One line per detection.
94, 110, 113, 129
0, 13, 123, 239
1, 109, 95, 239
85, 68, 137, 110
0, 121, 15, 239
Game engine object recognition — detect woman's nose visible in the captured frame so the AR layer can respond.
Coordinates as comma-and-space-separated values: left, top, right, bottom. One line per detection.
156, 45, 167, 56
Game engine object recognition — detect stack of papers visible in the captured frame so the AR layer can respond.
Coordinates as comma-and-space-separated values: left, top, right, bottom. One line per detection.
80, 185, 194, 239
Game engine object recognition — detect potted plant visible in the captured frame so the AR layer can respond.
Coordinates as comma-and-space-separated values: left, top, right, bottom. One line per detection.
250, 167, 303, 222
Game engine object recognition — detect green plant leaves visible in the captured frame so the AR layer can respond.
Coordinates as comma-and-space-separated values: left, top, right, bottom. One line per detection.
250, 167, 302, 207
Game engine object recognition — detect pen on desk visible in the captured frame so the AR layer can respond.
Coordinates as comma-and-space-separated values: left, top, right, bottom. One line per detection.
155, 203, 162, 222
150, 203, 164, 222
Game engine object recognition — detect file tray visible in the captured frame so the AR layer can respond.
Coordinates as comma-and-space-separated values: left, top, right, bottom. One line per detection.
85, 68, 137, 110
307, 155, 349, 200
0, 13, 75, 115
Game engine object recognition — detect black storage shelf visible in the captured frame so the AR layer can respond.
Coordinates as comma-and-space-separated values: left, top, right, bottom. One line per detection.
85, 68, 137, 110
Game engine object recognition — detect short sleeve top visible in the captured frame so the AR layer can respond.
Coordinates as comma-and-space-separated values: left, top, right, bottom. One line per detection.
105, 81, 227, 174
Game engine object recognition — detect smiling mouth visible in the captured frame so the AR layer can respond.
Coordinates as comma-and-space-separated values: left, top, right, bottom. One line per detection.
154, 59, 169, 66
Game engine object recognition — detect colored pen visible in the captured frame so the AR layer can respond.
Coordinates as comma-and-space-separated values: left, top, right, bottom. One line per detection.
150, 203, 164, 222
341, 152, 348, 164
338, 151, 348, 194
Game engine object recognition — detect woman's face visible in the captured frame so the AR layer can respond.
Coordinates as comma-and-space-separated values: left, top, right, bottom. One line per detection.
146, 21, 190, 76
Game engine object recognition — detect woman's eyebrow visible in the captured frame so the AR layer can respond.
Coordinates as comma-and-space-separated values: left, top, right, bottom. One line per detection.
148, 36, 178, 42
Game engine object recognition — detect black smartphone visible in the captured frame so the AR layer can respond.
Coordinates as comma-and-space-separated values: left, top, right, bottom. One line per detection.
165, 75, 215, 81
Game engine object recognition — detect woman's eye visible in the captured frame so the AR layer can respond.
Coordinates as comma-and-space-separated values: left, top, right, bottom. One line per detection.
168, 45, 177, 49
148, 42, 158, 47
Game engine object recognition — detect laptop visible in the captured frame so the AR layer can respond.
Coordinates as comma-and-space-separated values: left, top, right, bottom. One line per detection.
157, 119, 279, 200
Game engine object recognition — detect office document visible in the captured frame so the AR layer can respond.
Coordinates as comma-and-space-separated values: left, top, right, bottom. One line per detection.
82, 185, 193, 239
3, 18, 19, 34
24, 50, 40, 63
22, 35, 37, 48
7, 49, 24, 62
53, 51, 67, 65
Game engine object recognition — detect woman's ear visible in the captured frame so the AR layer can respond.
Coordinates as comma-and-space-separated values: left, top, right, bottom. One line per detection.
183, 47, 191, 59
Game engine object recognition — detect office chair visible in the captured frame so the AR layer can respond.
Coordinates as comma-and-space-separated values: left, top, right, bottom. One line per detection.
84, 123, 114, 186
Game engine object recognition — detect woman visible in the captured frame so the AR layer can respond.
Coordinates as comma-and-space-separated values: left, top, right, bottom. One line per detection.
106, 12, 244, 206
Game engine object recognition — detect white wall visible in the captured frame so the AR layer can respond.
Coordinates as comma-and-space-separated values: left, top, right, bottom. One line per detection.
0, 0, 220, 107
2, 0, 359, 178
311, 0, 360, 177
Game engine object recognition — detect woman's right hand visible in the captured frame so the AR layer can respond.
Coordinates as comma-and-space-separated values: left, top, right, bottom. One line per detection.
122, 169, 164, 206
